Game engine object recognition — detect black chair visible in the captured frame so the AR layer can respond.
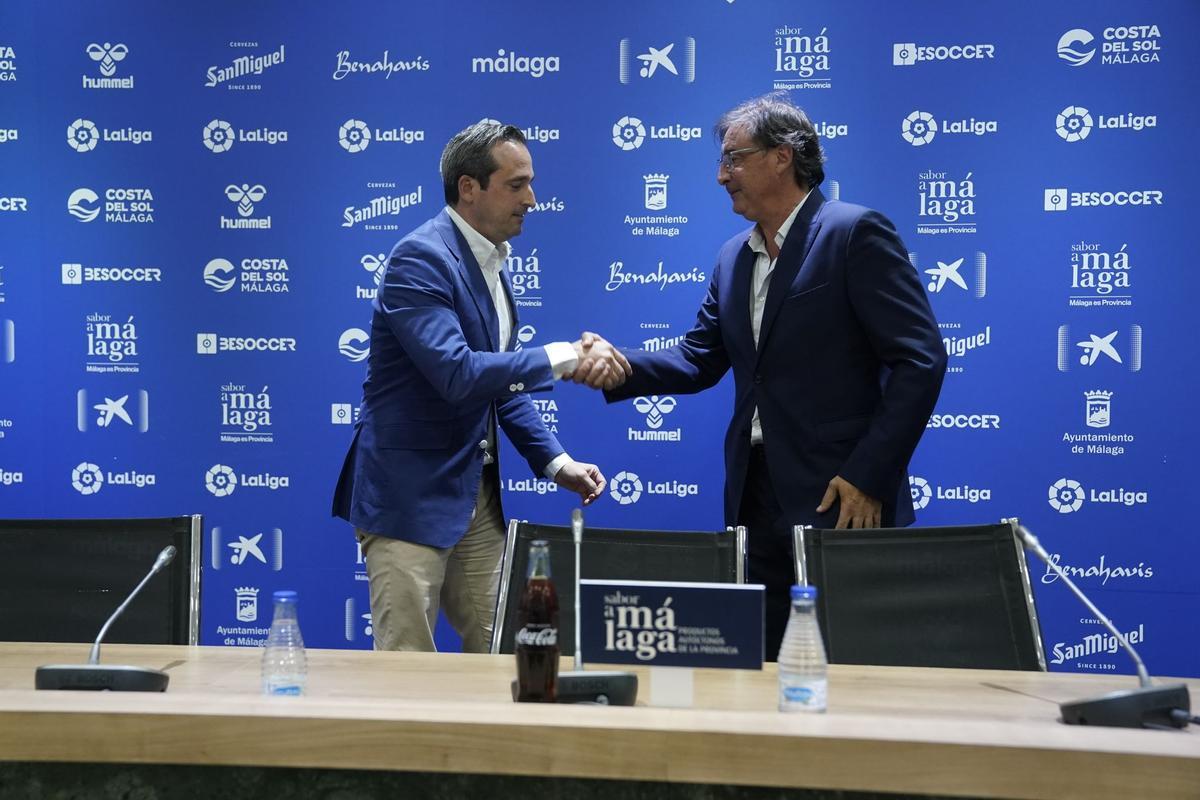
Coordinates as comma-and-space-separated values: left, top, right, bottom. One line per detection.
0, 515, 201, 646
491, 520, 746, 655
792, 520, 1045, 671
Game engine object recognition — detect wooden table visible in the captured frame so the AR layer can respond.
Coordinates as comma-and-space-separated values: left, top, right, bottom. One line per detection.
0, 643, 1195, 799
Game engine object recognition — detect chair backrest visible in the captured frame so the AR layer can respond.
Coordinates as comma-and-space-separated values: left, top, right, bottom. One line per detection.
0, 515, 201, 646
491, 521, 745, 654
792, 521, 1045, 671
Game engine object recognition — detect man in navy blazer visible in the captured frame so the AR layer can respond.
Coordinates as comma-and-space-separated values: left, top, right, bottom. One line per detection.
603, 95, 946, 659
334, 121, 629, 652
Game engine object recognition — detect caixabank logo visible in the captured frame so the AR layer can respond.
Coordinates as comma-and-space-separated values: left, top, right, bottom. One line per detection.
910, 251, 986, 299
1056, 324, 1142, 372
620, 36, 696, 84
76, 389, 149, 432
204, 463, 290, 497
210, 526, 283, 571
1047, 477, 1148, 514
0, 319, 13, 364
70, 461, 156, 495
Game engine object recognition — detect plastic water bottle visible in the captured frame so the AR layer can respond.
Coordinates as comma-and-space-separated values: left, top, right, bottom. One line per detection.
777, 585, 828, 712
262, 590, 307, 696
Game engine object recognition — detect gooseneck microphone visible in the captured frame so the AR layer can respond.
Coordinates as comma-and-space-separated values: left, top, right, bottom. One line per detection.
1016, 526, 1190, 729
554, 509, 638, 705
36, 545, 176, 692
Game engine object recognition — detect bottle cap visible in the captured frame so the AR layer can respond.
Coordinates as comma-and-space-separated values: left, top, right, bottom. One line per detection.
273, 590, 298, 603
791, 585, 817, 601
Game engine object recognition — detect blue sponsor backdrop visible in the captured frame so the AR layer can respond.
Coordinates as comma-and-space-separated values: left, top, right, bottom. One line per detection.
0, 1, 1196, 676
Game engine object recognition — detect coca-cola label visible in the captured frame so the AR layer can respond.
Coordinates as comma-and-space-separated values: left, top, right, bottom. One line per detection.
515, 625, 558, 647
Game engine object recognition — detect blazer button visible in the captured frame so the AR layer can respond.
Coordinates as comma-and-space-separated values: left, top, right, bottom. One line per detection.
508, 384, 518, 392
516, 382, 524, 391
479, 440, 489, 451
754, 374, 763, 385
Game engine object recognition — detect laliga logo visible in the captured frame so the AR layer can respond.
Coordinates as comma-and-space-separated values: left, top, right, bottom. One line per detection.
205, 464, 238, 497
610, 470, 643, 505
1049, 478, 1085, 513
633, 395, 676, 429
67, 188, 100, 222
86, 42, 128, 76
1056, 106, 1093, 142
203, 119, 235, 153
909, 476, 932, 510
225, 183, 265, 217
71, 462, 104, 495
67, 119, 99, 152
612, 116, 646, 150
902, 111, 936, 146
338, 328, 370, 362
339, 119, 370, 153
204, 258, 236, 292
1057, 29, 1095, 66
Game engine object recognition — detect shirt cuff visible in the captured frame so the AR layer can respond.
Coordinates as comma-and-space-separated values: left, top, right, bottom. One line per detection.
543, 452, 572, 480
544, 341, 578, 379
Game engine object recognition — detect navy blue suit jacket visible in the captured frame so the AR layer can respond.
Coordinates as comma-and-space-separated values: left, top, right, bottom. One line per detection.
333, 209, 562, 547
607, 190, 946, 528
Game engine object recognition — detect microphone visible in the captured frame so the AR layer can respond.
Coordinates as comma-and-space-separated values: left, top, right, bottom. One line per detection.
552, 509, 637, 705
1016, 525, 1190, 729
36, 545, 176, 692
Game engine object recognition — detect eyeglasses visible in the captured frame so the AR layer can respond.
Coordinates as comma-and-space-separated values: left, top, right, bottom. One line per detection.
717, 146, 763, 171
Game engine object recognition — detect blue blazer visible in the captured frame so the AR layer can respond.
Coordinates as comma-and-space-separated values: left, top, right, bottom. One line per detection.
607, 190, 946, 529
333, 209, 563, 547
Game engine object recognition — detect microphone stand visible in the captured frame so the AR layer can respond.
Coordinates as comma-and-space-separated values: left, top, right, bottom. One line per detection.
1016, 526, 1190, 729
36, 545, 177, 692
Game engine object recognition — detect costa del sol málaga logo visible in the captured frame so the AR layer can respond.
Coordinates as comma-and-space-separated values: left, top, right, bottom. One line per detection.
339, 119, 371, 153
71, 462, 104, 495
67, 119, 99, 152
612, 116, 646, 150
1056, 106, 1093, 142
204, 258, 236, 292
902, 111, 937, 146
203, 119, 235, 153
1049, 478, 1085, 513
609, 470, 643, 505
206, 464, 238, 497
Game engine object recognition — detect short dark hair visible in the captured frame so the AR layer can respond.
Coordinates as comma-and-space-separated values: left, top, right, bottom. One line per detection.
715, 93, 825, 189
440, 121, 527, 205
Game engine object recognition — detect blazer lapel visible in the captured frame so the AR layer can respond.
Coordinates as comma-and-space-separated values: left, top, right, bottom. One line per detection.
436, 211, 499, 351
726, 234, 758, 358
756, 190, 825, 359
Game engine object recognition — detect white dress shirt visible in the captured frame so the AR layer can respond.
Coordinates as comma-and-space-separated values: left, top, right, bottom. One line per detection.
445, 206, 573, 478
746, 193, 809, 446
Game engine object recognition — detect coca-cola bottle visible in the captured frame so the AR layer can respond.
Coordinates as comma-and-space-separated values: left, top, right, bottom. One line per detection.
514, 539, 559, 702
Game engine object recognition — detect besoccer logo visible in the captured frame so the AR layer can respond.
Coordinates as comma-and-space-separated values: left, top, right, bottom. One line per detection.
1057, 29, 1095, 66
339, 119, 371, 153
67, 119, 99, 152
902, 111, 936, 146
909, 475, 932, 510
610, 471, 643, 505
632, 395, 676, 429
1056, 106, 1093, 142
1049, 477, 1085, 514
71, 462, 104, 495
205, 463, 238, 497
612, 116, 646, 150
203, 119, 235, 153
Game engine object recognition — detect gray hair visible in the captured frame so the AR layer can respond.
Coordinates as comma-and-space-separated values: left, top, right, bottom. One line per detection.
440, 121, 527, 205
715, 93, 826, 189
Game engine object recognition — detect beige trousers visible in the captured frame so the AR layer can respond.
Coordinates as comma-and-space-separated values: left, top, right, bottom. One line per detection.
356, 467, 505, 653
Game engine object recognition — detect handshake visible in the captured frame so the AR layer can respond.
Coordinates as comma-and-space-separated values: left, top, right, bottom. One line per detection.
566, 331, 632, 391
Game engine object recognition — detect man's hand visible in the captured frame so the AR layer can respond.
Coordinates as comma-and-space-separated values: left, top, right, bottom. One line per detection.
816, 475, 882, 529
567, 331, 632, 390
553, 460, 607, 505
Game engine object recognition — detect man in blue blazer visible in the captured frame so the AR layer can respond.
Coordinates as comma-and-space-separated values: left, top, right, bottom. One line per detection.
603, 95, 946, 659
334, 121, 629, 652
